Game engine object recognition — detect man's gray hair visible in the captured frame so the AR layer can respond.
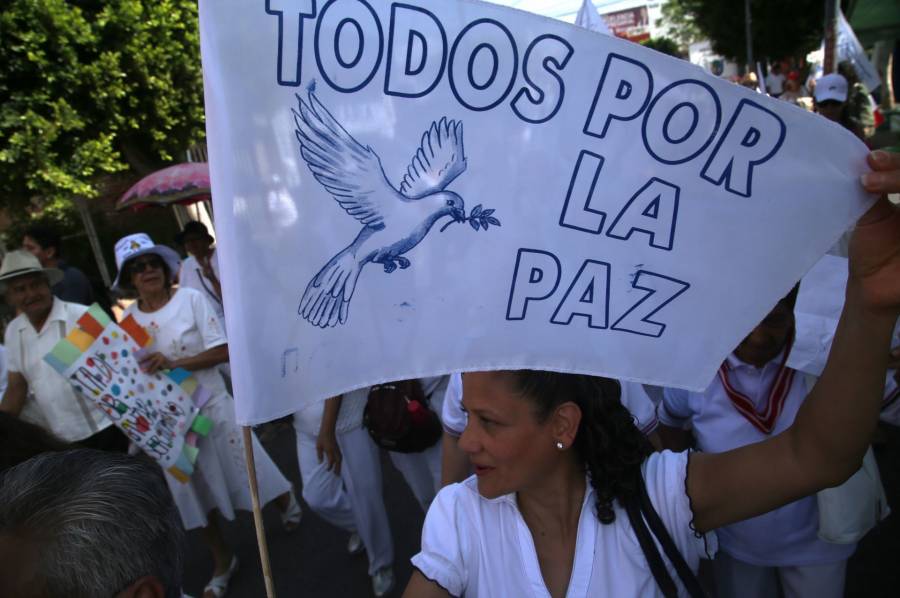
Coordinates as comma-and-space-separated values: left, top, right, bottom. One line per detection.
0, 449, 184, 598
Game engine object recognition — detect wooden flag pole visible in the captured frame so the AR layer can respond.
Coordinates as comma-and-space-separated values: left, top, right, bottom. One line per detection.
242, 426, 277, 598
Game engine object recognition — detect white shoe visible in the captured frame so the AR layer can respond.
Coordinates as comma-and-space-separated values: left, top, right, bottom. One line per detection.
347, 532, 364, 555
371, 567, 394, 597
280, 490, 302, 532
203, 555, 238, 598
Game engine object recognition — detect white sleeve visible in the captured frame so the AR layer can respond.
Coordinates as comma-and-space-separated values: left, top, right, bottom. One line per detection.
620, 381, 658, 435
190, 290, 227, 349
4, 326, 21, 374
642, 451, 717, 566
441, 373, 467, 437
0, 345, 8, 396
658, 387, 693, 428
411, 484, 469, 596
879, 371, 900, 426
178, 256, 199, 289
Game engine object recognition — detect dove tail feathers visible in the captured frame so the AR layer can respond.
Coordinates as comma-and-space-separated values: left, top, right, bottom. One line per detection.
299, 249, 360, 328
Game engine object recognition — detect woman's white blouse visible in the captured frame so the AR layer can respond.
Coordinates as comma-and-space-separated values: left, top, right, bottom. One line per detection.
412, 450, 715, 598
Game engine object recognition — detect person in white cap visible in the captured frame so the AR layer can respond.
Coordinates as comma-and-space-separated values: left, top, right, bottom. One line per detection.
0, 250, 125, 450
112, 233, 301, 598
813, 73, 864, 139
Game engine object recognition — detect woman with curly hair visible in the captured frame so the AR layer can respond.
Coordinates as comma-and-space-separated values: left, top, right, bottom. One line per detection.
403, 151, 900, 598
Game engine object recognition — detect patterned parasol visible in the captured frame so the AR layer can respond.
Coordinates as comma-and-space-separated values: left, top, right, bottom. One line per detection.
116, 162, 210, 211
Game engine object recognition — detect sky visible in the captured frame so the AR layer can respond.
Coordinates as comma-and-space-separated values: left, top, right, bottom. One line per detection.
483, 0, 641, 23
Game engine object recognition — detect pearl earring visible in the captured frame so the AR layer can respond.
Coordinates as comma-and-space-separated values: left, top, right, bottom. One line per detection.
556, 441, 564, 450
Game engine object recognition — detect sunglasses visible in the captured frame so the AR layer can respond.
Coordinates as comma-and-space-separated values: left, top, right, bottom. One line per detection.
127, 256, 164, 274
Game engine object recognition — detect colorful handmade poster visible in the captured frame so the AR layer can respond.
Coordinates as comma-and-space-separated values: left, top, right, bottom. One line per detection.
44, 304, 213, 481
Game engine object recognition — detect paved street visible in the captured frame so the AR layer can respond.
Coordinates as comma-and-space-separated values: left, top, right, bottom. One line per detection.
182, 419, 900, 598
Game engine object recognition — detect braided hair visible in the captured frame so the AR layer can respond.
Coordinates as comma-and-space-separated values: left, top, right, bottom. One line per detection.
508, 371, 652, 524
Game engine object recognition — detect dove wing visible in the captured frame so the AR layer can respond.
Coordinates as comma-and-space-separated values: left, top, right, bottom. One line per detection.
293, 91, 395, 227
399, 118, 467, 199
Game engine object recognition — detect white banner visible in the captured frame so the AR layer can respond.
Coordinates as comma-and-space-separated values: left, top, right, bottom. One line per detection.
837, 10, 881, 92
575, 0, 612, 36
199, 0, 874, 424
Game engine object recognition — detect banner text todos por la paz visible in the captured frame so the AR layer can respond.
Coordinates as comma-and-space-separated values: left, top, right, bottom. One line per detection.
199, 0, 873, 424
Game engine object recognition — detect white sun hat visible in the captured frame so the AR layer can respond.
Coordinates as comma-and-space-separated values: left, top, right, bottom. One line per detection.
0, 250, 64, 293
112, 233, 181, 290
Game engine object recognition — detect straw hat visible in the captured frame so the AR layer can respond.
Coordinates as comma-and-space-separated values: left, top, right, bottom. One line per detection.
112, 233, 181, 290
0, 250, 64, 293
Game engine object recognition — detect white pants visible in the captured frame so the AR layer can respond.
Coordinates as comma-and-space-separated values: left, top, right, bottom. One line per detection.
387, 377, 448, 510
293, 406, 393, 575
712, 552, 847, 598
389, 441, 442, 510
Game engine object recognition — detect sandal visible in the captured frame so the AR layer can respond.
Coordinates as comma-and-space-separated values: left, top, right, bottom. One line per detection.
281, 490, 303, 532
203, 555, 238, 598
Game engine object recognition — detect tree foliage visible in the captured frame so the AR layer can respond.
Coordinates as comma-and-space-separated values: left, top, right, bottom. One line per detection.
642, 37, 684, 59
667, 0, 825, 64
0, 0, 205, 213
657, 0, 703, 50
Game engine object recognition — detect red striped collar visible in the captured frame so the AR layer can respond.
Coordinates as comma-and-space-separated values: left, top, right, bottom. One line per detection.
719, 333, 796, 435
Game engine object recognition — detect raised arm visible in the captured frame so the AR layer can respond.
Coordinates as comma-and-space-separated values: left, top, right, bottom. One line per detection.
403, 571, 453, 598
688, 150, 900, 532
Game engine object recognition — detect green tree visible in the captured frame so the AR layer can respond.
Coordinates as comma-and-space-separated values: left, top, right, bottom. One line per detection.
0, 0, 205, 214
667, 0, 826, 65
642, 37, 684, 59
657, 1, 703, 50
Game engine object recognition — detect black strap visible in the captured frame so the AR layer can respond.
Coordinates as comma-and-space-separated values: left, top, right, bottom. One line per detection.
624, 496, 679, 597
638, 474, 707, 597
625, 470, 708, 598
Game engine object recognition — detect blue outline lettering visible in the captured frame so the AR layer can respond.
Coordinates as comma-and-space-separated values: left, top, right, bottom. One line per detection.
265, 0, 317, 87
606, 178, 680, 251
315, 0, 384, 94
449, 19, 518, 112
468, 43, 499, 91
641, 79, 721, 165
559, 151, 607, 234
385, 4, 447, 98
584, 54, 653, 139
700, 98, 787, 198
334, 18, 365, 68
550, 260, 611, 329
405, 30, 428, 76
612, 271, 690, 337
506, 248, 562, 321
511, 34, 574, 124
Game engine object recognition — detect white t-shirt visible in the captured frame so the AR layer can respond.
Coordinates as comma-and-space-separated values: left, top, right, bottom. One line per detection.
335, 387, 369, 434
5, 298, 111, 441
0, 344, 7, 398
659, 352, 855, 566
412, 450, 715, 597
123, 287, 228, 400
178, 252, 225, 331
765, 72, 785, 95
441, 373, 658, 437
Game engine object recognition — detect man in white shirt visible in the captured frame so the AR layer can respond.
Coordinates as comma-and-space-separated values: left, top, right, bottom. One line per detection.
658, 288, 853, 598
0, 251, 124, 450
0, 344, 7, 398
765, 64, 786, 97
175, 221, 224, 328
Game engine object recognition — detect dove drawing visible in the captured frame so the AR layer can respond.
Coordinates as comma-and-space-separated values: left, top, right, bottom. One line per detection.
293, 89, 469, 328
